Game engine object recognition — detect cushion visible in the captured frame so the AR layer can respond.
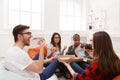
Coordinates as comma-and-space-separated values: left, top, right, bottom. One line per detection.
0, 61, 27, 80
113, 75, 120, 80
0, 61, 57, 80
0, 70, 27, 80
0, 61, 5, 70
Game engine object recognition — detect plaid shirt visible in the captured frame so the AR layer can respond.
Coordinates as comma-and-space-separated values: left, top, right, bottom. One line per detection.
77, 60, 102, 80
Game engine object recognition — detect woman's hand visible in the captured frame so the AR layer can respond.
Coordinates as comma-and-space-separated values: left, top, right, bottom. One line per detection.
50, 47, 57, 53
50, 56, 58, 61
61, 61, 70, 66
61, 45, 67, 55
63, 46, 67, 51
44, 56, 58, 64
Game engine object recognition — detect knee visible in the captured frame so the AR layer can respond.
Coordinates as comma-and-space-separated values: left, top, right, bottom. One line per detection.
53, 60, 59, 65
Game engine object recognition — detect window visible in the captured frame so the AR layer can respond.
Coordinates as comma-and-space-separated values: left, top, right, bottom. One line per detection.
8, 0, 43, 29
60, 0, 85, 31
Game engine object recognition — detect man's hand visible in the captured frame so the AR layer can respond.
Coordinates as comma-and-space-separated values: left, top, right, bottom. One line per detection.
37, 37, 45, 47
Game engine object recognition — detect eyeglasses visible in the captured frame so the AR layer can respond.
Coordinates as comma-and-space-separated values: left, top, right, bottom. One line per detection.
20, 32, 32, 35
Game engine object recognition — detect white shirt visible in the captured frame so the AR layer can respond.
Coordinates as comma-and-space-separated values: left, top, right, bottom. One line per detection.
47, 43, 61, 57
4, 46, 40, 80
75, 44, 85, 57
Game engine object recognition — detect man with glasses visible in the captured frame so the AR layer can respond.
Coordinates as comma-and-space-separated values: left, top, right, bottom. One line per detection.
4, 24, 59, 80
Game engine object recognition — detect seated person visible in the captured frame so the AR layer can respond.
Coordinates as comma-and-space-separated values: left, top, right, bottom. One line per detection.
66, 34, 89, 69
47, 32, 70, 79
61, 31, 120, 80
47, 32, 66, 58
4, 24, 59, 80
66, 34, 85, 57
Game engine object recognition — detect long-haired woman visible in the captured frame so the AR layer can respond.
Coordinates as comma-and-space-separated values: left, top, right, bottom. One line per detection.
62, 31, 120, 80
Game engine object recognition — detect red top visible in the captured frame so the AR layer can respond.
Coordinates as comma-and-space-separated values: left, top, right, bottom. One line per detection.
77, 60, 102, 80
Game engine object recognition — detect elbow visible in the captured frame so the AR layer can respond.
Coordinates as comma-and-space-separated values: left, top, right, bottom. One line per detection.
36, 66, 43, 74
37, 69, 43, 74
34, 64, 44, 73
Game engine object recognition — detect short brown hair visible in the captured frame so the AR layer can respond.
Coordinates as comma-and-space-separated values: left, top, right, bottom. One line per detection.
12, 24, 30, 42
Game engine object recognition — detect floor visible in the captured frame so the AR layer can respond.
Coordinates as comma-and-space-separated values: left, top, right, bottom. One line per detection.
58, 76, 70, 80
55, 71, 71, 80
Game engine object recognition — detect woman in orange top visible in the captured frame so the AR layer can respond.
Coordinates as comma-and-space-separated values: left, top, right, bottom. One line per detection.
27, 44, 47, 59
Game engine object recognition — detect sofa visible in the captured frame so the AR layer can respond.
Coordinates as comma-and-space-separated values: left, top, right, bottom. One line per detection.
0, 60, 58, 80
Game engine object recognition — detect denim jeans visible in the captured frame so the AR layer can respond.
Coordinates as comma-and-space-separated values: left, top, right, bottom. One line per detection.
33, 53, 49, 67
70, 62, 84, 74
76, 61, 89, 69
70, 61, 89, 74
33, 53, 39, 60
33, 53, 59, 80
39, 60, 59, 80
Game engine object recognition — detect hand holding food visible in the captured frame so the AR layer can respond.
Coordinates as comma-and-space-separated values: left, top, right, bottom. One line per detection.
50, 47, 57, 53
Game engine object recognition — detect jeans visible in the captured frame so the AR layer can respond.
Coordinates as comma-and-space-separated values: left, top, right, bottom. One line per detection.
76, 61, 89, 69
84, 52, 93, 59
33, 53, 59, 80
39, 60, 59, 80
33, 53, 39, 60
70, 62, 84, 74
33, 53, 49, 67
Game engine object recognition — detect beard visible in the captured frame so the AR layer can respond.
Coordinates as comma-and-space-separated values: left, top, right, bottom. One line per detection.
22, 37, 30, 46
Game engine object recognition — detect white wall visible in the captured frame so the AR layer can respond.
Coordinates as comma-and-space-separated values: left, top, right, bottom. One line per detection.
87, 0, 120, 57
88, 0, 120, 34
0, 0, 120, 57
0, 34, 14, 57
0, 0, 3, 30
44, 0, 59, 31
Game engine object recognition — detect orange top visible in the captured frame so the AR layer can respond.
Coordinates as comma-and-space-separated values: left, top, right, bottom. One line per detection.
113, 75, 120, 80
27, 44, 47, 59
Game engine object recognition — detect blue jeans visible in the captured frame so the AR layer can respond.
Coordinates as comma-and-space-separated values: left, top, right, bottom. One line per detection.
33, 53, 59, 80
40, 60, 59, 80
33, 53, 39, 60
84, 52, 93, 59
70, 62, 84, 74
76, 61, 89, 69
33, 53, 49, 67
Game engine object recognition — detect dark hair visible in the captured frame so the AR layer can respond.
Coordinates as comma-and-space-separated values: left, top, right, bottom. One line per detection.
50, 32, 61, 51
12, 24, 30, 42
93, 31, 120, 79
73, 34, 80, 41
85, 44, 92, 50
